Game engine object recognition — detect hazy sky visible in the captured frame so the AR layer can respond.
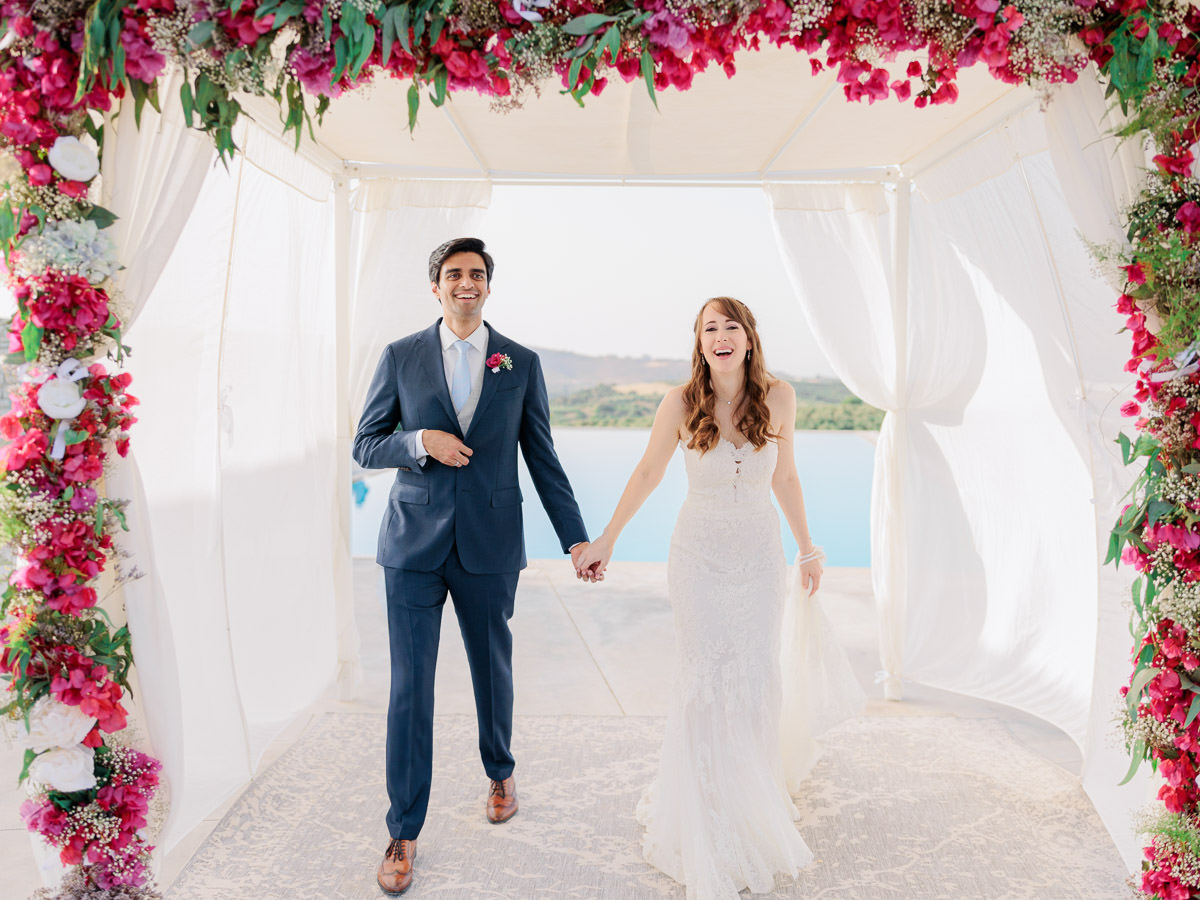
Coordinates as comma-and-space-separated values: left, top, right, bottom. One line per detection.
478, 184, 837, 379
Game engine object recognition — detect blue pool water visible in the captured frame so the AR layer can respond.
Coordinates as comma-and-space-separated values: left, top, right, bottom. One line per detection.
352, 428, 874, 566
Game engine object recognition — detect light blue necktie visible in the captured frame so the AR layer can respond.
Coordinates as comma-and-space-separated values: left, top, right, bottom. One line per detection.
450, 340, 472, 412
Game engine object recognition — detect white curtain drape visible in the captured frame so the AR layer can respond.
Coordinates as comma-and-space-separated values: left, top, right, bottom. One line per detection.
96, 78, 213, 860
1044, 69, 1155, 869
348, 180, 492, 420
766, 101, 1119, 763
766, 179, 991, 704
122, 120, 338, 852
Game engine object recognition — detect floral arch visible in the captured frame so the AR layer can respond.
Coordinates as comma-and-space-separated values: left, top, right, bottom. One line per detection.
0, 1, 1196, 898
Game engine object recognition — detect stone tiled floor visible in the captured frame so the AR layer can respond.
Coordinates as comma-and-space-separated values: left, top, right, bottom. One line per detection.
1, 559, 1087, 896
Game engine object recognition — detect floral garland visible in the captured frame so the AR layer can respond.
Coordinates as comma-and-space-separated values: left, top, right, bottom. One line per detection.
0, 1, 1192, 899
0, 2, 161, 898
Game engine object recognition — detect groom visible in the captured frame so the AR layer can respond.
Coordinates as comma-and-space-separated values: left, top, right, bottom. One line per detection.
353, 238, 595, 895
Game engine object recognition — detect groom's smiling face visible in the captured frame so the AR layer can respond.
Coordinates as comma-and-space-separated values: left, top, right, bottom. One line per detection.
432, 251, 491, 321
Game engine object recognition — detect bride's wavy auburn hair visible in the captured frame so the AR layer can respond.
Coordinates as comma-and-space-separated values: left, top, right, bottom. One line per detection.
683, 296, 778, 455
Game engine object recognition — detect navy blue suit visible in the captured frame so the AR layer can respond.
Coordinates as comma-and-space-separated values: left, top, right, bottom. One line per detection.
352, 319, 587, 840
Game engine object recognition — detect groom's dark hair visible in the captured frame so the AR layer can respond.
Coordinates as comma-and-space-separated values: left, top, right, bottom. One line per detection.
429, 237, 494, 287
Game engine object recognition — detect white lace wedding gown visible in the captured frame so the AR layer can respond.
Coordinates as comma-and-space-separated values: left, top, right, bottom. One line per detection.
636, 437, 816, 899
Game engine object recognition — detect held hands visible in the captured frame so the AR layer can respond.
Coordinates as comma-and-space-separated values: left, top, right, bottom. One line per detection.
422, 430, 473, 468
573, 533, 614, 583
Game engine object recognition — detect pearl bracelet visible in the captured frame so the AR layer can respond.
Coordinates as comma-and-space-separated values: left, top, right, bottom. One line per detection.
796, 546, 825, 565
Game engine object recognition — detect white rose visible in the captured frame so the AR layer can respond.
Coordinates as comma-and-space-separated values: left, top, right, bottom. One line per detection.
29, 745, 97, 793
23, 696, 96, 754
46, 136, 99, 183
37, 377, 86, 419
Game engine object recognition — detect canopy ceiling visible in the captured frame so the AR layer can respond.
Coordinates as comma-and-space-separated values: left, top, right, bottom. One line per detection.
243, 45, 1039, 182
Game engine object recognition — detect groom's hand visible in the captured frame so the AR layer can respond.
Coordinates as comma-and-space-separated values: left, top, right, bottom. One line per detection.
422, 430, 473, 468
570, 542, 604, 583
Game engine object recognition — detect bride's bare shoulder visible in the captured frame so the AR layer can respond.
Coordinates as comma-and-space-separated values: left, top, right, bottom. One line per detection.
656, 385, 688, 436
765, 377, 795, 405
662, 384, 688, 407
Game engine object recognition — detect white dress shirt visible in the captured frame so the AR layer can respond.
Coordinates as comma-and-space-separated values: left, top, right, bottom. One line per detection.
406, 322, 489, 464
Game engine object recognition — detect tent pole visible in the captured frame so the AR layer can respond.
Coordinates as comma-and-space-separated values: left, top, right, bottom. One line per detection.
214, 122, 256, 772
881, 177, 912, 702
333, 175, 363, 701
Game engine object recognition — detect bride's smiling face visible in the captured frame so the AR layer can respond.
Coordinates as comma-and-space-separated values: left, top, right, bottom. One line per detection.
699, 303, 749, 372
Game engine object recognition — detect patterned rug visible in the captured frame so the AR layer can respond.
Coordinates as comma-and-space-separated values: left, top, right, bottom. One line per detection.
166, 714, 1128, 900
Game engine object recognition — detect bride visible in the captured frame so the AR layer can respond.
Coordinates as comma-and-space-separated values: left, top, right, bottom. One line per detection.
575, 296, 831, 899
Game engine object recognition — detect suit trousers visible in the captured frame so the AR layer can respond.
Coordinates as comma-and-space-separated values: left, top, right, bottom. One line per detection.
383, 548, 520, 840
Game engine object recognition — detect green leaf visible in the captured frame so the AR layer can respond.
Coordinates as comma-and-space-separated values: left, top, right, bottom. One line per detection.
1105, 530, 1121, 566
562, 13, 619, 35
1147, 499, 1174, 527
62, 428, 89, 447
398, 4, 412, 54
351, 26, 375, 76
20, 320, 42, 362
382, 7, 398, 62
406, 82, 420, 133
85, 205, 118, 230
18, 748, 35, 784
1180, 670, 1200, 694
1187, 693, 1200, 728
1127, 665, 1159, 712
179, 79, 196, 126
640, 49, 658, 110
0, 204, 16, 246
431, 67, 448, 106
94, 501, 105, 538
1118, 738, 1146, 785
567, 55, 585, 96
1118, 432, 1132, 465
108, 501, 129, 532
601, 25, 621, 63
188, 20, 215, 47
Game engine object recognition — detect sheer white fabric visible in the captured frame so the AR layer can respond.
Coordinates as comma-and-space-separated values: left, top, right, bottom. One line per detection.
1045, 70, 1157, 868
766, 102, 1126, 807
780, 566, 866, 791
639, 438, 815, 899
96, 81, 213, 862
124, 121, 338, 851
348, 179, 491, 419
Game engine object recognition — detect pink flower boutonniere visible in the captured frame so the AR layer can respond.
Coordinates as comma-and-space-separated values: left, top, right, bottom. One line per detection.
486, 352, 513, 373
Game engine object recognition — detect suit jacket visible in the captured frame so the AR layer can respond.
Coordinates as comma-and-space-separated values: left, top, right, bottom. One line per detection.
352, 319, 588, 574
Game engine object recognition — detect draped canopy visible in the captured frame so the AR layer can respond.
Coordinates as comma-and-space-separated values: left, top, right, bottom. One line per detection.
110, 54, 1145, 876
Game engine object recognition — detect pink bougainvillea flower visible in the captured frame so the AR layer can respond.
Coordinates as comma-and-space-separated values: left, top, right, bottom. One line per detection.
1123, 262, 1146, 285
1154, 150, 1195, 177
1176, 201, 1200, 234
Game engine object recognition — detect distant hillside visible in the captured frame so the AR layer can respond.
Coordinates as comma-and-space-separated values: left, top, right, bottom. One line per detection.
533, 347, 691, 397
532, 346, 846, 400
533, 347, 883, 430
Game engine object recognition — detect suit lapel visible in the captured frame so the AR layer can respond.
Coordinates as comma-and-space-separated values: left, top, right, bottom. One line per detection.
466, 323, 509, 441
419, 320, 459, 432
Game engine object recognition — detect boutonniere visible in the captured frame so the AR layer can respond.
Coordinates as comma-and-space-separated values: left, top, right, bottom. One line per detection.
486, 352, 513, 373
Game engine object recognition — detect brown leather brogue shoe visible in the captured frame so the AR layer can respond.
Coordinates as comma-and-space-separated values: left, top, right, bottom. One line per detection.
376, 838, 416, 895
487, 776, 518, 824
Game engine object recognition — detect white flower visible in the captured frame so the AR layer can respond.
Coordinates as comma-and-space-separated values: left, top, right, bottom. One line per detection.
29, 745, 97, 792
17, 219, 119, 285
46, 136, 99, 182
512, 0, 551, 21
22, 696, 96, 754
37, 377, 86, 419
